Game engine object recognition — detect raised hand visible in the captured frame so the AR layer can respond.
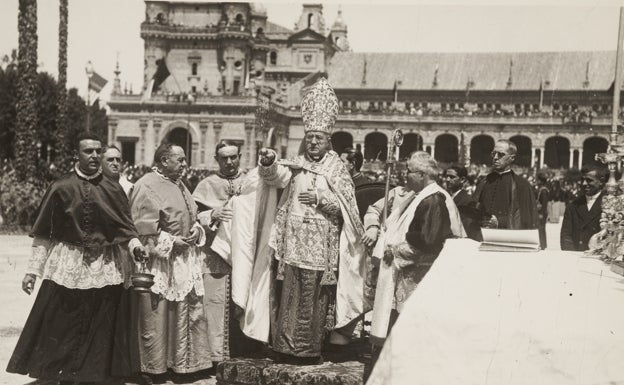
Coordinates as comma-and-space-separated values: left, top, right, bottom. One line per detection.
258, 148, 276, 166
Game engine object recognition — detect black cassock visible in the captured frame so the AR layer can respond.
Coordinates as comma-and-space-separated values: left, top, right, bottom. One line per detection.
474, 170, 539, 233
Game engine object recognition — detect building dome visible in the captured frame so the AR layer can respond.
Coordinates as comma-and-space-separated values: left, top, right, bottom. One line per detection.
251, 3, 267, 16
331, 9, 347, 31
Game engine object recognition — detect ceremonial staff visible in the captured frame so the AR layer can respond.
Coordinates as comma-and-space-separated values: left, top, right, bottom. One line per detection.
382, 129, 404, 231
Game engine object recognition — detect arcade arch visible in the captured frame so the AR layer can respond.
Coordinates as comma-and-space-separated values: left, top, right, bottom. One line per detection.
166, 127, 193, 165
470, 135, 494, 166
400, 133, 423, 159
544, 136, 570, 169
434, 134, 458, 164
365, 132, 388, 161
509, 135, 532, 168
582, 136, 608, 166
331, 131, 353, 155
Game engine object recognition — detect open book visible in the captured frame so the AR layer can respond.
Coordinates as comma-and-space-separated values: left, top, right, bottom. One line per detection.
479, 228, 541, 252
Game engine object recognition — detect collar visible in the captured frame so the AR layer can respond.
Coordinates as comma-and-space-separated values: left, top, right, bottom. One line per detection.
414, 181, 438, 196
586, 191, 601, 201
152, 167, 181, 185
495, 169, 512, 175
452, 189, 462, 199
74, 163, 102, 181
304, 152, 328, 163
217, 169, 242, 180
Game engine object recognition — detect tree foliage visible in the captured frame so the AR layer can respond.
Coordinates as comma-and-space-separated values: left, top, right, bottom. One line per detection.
0, 59, 108, 169
16, 0, 38, 181
56, 0, 70, 171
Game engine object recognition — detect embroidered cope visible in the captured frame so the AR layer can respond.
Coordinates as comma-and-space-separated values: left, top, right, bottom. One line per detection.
263, 156, 342, 272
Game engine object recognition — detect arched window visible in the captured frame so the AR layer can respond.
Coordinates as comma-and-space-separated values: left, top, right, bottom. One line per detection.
256, 27, 264, 36
155, 13, 165, 24
270, 51, 277, 65
235, 13, 244, 24
191, 63, 198, 76
308, 13, 314, 28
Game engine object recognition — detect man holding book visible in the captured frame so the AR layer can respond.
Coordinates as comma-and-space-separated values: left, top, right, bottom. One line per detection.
473, 139, 539, 244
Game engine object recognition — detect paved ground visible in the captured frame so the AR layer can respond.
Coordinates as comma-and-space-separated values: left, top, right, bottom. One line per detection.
0, 221, 563, 385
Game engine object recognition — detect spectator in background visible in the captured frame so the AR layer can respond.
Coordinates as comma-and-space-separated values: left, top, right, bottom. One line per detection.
340, 147, 370, 187
443, 165, 482, 241
535, 172, 550, 248
560, 163, 608, 251
102, 145, 134, 196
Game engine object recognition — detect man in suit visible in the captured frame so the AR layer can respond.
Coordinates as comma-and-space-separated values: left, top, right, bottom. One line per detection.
443, 165, 482, 241
560, 162, 608, 251
340, 147, 370, 187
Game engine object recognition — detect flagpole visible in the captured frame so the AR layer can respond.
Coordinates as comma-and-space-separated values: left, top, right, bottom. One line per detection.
612, 7, 624, 146
85, 61, 93, 132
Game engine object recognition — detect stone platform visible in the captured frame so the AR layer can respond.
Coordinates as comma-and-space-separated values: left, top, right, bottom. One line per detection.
216, 358, 364, 385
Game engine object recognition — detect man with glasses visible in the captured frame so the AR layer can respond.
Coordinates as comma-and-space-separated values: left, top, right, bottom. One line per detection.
560, 162, 608, 251
473, 139, 539, 238
122, 142, 212, 381
365, 151, 464, 379
102, 145, 134, 196
255, 78, 366, 363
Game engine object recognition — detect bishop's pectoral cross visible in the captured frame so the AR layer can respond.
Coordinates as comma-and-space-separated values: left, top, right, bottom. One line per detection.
302, 173, 318, 224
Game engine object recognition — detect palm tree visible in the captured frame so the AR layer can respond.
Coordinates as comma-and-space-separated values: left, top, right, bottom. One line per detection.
15, 0, 38, 181
56, 0, 70, 172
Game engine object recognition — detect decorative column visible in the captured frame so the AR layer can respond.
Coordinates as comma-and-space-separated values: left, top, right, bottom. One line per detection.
213, 121, 222, 144
530, 147, 536, 168
465, 144, 471, 166
153, 119, 162, 148
199, 120, 209, 164
539, 146, 545, 168
139, 119, 148, 164
108, 119, 118, 144
569, 148, 574, 169
244, 120, 255, 169
430, 144, 435, 159
578, 149, 584, 169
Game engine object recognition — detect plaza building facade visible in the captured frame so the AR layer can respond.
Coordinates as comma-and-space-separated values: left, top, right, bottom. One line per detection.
108, 1, 616, 170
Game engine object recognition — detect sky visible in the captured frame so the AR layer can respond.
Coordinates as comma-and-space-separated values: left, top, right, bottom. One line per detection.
0, 0, 621, 102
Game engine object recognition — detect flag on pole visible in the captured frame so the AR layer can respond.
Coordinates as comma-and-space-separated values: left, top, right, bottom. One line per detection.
88, 71, 108, 92
393, 80, 401, 103
144, 58, 170, 101
152, 58, 170, 93
538, 79, 544, 110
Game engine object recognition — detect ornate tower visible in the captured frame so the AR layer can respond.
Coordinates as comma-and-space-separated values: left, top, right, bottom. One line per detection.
112, 55, 122, 95
329, 7, 349, 51
294, 4, 326, 35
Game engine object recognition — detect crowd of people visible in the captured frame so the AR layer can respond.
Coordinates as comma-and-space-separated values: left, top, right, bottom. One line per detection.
4, 78, 610, 385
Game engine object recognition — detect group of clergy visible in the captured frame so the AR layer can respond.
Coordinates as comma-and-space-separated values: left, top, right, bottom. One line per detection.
7, 77, 606, 385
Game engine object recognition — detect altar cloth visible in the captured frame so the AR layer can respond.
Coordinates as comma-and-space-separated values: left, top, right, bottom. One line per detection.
367, 238, 624, 385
